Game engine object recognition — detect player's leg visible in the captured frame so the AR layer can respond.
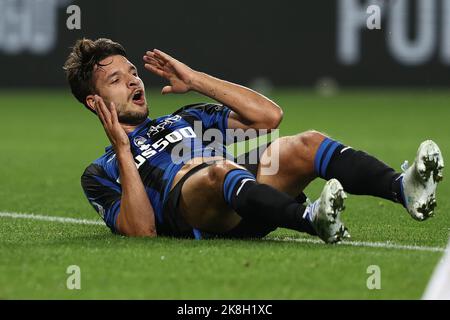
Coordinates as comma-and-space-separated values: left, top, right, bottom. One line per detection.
258, 130, 404, 203
177, 159, 346, 242
176, 161, 242, 234
257, 131, 444, 220
257, 130, 404, 203
311, 136, 444, 220
256, 131, 325, 197
178, 159, 313, 234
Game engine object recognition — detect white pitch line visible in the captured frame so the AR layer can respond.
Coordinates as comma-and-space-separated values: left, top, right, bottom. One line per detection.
269, 237, 446, 253
0, 211, 104, 226
0, 211, 446, 253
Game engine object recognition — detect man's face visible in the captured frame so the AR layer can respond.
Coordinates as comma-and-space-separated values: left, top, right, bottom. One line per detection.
91, 55, 149, 125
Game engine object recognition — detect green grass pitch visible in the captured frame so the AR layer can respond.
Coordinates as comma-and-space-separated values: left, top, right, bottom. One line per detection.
0, 89, 449, 299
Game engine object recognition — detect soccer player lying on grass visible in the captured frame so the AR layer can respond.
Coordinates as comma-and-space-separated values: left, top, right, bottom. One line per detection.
64, 38, 444, 243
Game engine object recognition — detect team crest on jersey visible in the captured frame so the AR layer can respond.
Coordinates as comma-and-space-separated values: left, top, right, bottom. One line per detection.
133, 136, 148, 147
147, 115, 182, 137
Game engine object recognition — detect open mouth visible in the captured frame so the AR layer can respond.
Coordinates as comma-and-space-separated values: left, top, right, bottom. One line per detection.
131, 89, 145, 105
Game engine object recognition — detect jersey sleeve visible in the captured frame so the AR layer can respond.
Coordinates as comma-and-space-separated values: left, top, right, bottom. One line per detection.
175, 103, 231, 137
81, 163, 122, 233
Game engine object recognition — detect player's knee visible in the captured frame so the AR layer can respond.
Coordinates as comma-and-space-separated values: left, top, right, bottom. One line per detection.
298, 130, 326, 147
294, 130, 327, 162
206, 160, 244, 189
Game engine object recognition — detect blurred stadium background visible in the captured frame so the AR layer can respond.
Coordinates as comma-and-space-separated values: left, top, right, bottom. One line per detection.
0, 0, 449, 299
2, 0, 450, 88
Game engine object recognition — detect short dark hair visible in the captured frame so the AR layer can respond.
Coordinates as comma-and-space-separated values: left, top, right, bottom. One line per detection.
63, 38, 127, 112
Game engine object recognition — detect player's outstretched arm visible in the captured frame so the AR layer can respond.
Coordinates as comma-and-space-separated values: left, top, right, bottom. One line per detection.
94, 96, 156, 237
143, 50, 283, 130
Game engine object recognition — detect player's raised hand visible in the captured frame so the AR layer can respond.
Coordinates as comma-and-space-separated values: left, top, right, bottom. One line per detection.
94, 95, 130, 152
143, 49, 197, 95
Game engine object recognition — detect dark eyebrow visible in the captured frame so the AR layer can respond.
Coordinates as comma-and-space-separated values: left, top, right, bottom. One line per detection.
106, 66, 136, 81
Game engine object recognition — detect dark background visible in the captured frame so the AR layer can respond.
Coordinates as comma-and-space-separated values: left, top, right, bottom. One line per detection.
0, 0, 449, 88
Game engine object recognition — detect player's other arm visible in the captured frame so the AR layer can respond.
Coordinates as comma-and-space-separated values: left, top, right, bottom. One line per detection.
143, 50, 283, 130
94, 96, 156, 237
191, 72, 283, 130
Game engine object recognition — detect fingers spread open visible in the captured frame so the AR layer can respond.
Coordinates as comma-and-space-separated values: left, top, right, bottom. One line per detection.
144, 64, 169, 78
145, 51, 166, 66
143, 55, 164, 69
153, 49, 173, 63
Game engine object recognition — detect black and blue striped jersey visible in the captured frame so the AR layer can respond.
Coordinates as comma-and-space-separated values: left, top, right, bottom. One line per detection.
81, 103, 232, 234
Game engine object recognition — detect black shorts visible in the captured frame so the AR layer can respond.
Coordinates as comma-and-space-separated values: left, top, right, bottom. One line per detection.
161, 144, 277, 239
